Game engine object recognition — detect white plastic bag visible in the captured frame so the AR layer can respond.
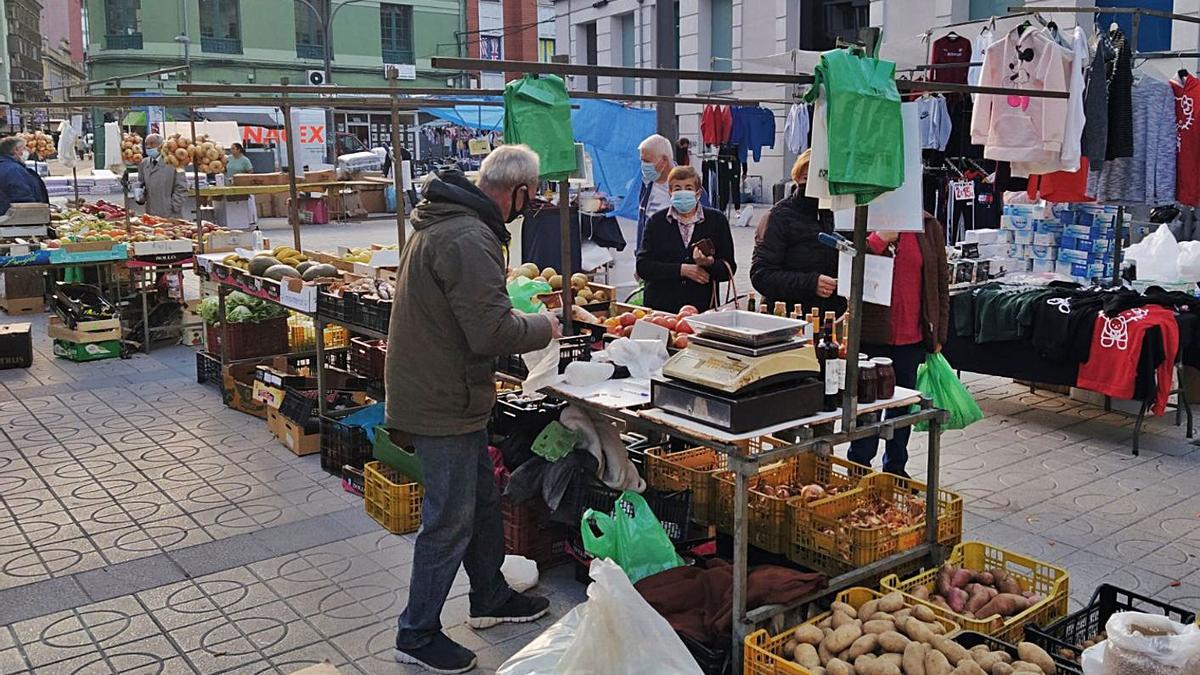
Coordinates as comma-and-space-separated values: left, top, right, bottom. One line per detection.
1179, 241, 1200, 281
1082, 641, 1105, 674
1126, 224, 1181, 282
1100, 611, 1200, 675
607, 337, 669, 380
522, 338, 562, 395
497, 559, 703, 675
501, 555, 539, 593
563, 360, 614, 387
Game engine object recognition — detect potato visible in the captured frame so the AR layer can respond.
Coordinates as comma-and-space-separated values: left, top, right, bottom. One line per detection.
878, 631, 911, 653
903, 642, 926, 675
931, 635, 972, 666
1016, 643, 1055, 674
991, 664, 1014, 675
924, 649, 953, 675
819, 616, 834, 629
975, 593, 1032, 619
864, 619, 896, 635
894, 608, 913, 622
879, 591, 906, 613
827, 622, 864, 653
794, 643, 821, 669
879, 654, 904, 670
827, 658, 854, 675
848, 634, 879, 660
856, 653, 901, 675
971, 650, 1001, 671
794, 624, 824, 646
900, 618, 937, 644
819, 638, 836, 666
858, 599, 881, 620
785, 639, 799, 655
950, 660, 987, 675
833, 610, 856, 629
869, 612, 897, 623
810, 669, 827, 675
912, 604, 938, 623
1010, 663, 1042, 673
832, 601, 859, 619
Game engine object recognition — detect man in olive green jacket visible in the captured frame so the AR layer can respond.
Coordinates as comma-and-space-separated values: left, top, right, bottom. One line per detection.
388, 145, 559, 674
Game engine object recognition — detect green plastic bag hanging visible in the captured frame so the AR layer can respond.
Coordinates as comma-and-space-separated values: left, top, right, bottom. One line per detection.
914, 352, 984, 431
507, 276, 552, 314
581, 491, 682, 584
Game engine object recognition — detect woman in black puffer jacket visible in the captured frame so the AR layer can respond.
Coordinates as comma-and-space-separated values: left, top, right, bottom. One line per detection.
750, 149, 846, 318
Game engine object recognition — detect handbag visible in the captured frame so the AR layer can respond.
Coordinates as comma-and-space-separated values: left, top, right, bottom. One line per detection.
710, 260, 739, 310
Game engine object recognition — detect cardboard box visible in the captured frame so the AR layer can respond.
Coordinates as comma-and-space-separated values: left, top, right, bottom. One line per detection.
0, 269, 43, 299
52, 338, 122, 362
272, 193, 289, 218
304, 169, 337, 184
1, 296, 42, 315
233, 172, 288, 187
222, 362, 270, 419
48, 315, 122, 343
359, 186, 387, 213
268, 407, 320, 456
0, 322, 32, 369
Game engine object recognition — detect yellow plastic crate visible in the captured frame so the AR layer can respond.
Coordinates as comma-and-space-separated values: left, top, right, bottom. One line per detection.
880, 540, 1069, 643
645, 447, 728, 524
744, 587, 960, 675
791, 473, 963, 575
363, 461, 424, 534
712, 451, 874, 554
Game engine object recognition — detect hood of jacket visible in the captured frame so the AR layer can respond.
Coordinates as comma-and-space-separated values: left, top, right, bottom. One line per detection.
412, 169, 509, 244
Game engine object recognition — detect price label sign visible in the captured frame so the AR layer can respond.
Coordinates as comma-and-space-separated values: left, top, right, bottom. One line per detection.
951, 180, 975, 202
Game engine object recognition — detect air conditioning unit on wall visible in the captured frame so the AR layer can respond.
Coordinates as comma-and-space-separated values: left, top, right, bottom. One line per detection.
306, 69, 326, 86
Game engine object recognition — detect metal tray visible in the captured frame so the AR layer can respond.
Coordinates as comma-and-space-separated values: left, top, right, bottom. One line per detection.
683, 310, 806, 347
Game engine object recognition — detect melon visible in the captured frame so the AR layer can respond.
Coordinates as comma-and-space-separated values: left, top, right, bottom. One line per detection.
301, 263, 339, 281
263, 264, 301, 281
247, 256, 279, 276
295, 261, 316, 274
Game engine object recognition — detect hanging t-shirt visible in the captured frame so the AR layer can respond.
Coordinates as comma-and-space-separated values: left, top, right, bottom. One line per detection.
805, 95, 855, 211
917, 95, 952, 151
1089, 76, 1177, 206
1173, 75, 1200, 207
1077, 305, 1179, 416
503, 74, 575, 180
784, 103, 810, 155
968, 28, 994, 87
805, 48, 904, 205
930, 34, 973, 85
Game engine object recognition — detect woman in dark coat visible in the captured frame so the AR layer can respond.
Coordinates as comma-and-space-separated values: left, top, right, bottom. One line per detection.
636, 165, 736, 313
750, 149, 846, 318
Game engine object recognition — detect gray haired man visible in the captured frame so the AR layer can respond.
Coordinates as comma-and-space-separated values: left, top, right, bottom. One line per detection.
386, 144, 560, 673
136, 133, 188, 217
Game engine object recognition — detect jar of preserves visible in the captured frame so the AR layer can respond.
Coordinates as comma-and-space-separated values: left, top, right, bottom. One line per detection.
858, 361, 878, 404
872, 357, 895, 400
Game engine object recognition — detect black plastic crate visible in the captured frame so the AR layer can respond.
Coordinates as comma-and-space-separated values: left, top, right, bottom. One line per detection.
317, 289, 359, 325
490, 392, 565, 438
496, 334, 592, 379
196, 351, 223, 389
290, 347, 349, 372
679, 632, 732, 675
565, 472, 691, 542
319, 408, 375, 475
357, 297, 392, 334
953, 631, 1081, 675
1025, 584, 1197, 664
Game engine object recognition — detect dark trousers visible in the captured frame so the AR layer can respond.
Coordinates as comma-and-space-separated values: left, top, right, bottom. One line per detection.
848, 342, 926, 476
395, 430, 512, 649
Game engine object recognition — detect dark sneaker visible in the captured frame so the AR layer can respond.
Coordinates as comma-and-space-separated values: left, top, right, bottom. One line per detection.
468, 593, 550, 629
394, 633, 477, 673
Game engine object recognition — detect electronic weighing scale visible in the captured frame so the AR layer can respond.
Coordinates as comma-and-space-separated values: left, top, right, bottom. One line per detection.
652, 310, 825, 432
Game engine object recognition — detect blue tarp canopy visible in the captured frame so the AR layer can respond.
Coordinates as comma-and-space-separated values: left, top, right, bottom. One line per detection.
418, 96, 655, 203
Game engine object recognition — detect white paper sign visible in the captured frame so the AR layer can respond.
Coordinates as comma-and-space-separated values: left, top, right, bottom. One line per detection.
951, 180, 975, 201
833, 102, 924, 233
837, 251, 895, 306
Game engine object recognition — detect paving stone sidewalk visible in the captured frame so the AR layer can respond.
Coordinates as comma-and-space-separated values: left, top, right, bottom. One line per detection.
1, 311, 1199, 674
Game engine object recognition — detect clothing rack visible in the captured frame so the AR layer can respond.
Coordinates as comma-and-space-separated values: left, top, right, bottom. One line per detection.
1005, 4, 1200, 57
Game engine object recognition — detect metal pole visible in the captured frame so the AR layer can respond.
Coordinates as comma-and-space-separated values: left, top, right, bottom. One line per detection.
315, 317, 328, 416
1131, 9, 1142, 54
924, 407, 942, 560
1112, 205, 1125, 287
323, 1, 336, 165
280, 78, 303, 251
71, 166, 80, 205
841, 205, 868, 430
731, 462, 750, 666
654, 0, 678, 139
389, 70, 405, 250
559, 180, 574, 336
188, 106, 203, 252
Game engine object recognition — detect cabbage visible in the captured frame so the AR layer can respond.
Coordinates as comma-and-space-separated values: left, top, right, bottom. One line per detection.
196, 291, 289, 324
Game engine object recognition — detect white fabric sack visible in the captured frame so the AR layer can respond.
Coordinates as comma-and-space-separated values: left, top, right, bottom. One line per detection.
501, 555, 539, 593
56, 121, 78, 170
497, 559, 702, 675
1125, 224, 1181, 282
1100, 611, 1200, 675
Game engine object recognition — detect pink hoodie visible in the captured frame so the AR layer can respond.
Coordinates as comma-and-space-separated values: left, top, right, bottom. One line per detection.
970, 27, 1070, 165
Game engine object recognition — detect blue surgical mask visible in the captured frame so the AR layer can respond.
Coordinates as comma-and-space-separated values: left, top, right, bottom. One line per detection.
146, 147, 160, 158
641, 161, 660, 182
670, 190, 698, 213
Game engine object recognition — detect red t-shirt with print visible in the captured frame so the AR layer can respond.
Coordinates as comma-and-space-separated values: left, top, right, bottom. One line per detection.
1173, 76, 1200, 206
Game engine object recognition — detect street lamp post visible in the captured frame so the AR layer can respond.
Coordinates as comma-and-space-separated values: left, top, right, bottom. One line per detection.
294, 0, 371, 165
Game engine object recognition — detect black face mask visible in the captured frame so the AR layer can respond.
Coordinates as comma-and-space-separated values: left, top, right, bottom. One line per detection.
506, 186, 530, 223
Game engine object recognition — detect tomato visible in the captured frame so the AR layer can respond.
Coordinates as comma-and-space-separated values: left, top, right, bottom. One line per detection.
619, 312, 636, 327
672, 335, 690, 349
664, 317, 679, 330
632, 309, 647, 320
676, 319, 693, 334
603, 316, 620, 329
678, 305, 699, 317
607, 323, 622, 336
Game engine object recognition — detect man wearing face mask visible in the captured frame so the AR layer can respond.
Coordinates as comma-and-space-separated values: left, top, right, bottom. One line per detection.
386, 145, 560, 674
0, 136, 48, 216
136, 134, 188, 218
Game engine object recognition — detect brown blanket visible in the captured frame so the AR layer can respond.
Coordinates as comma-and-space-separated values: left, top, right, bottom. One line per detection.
635, 559, 826, 644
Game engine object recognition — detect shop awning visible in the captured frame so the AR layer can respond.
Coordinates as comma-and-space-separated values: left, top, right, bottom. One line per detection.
419, 96, 504, 131
201, 110, 282, 128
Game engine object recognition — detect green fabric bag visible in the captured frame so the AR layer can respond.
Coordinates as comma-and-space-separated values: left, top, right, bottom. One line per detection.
503, 74, 576, 181
914, 352, 984, 431
807, 49, 904, 205
581, 491, 683, 584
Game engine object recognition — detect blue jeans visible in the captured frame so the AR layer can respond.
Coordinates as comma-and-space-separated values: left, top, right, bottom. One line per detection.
395, 430, 513, 649
848, 343, 925, 476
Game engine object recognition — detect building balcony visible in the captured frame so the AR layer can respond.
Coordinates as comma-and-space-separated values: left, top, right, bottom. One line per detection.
201, 36, 242, 54
105, 33, 143, 50
296, 43, 325, 60
382, 49, 413, 65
